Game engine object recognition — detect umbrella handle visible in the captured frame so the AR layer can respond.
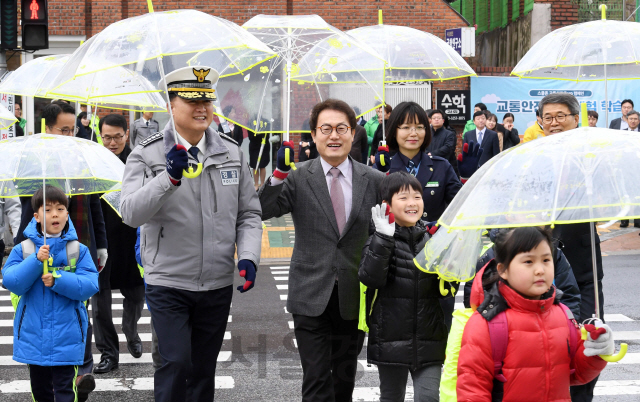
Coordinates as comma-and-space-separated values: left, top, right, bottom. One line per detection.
580, 327, 628, 362
183, 163, 203, 179
43, 256, 52, 275
439, 278, 455, 297
284, 147, 297, 171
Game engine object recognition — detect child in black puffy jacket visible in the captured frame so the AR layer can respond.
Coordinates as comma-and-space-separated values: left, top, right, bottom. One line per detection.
359, 172, 451, 402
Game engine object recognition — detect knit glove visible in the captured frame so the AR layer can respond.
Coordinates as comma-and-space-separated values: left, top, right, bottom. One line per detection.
457, 141, 483, 183
166, 144, 189, 183
374, 145, 391, 173
583, 322, 615, 357
274, 141, 295, 180
97, 248, 108, 273
425, 221, 439, 236
237, 259, 256, 293
371, 203, 395, 237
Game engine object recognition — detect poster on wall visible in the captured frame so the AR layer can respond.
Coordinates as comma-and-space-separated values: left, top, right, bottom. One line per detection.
470, 76, 640, 129
0, 93, 15, 140
436, 90, 470, 123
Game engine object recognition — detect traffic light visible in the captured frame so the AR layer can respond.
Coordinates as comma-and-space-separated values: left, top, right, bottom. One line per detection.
1, 0, 19, 50
21, 0, 48, 50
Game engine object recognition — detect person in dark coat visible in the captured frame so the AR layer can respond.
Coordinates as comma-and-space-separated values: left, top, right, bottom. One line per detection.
608, 99, 634, 130
462, 110, 500, 167
349, 124, 368, 163
426, 109, 458, 176
359, 172, 451, 401
373, 101, 462, 331
502, 112, 521, 149
369, 104, 392, 164
298, 122, 318, 162
92, 114, 145, 375
218, 105, 245, 146
13, 101, 107, 401
463, 229, 581, 319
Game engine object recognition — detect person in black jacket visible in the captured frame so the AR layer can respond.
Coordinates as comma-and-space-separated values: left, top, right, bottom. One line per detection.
502, 112, 521, 150
426, 109, 458, 176
463, 229, 581, 319
93, 114, 146, 375
359, 172, 451, 402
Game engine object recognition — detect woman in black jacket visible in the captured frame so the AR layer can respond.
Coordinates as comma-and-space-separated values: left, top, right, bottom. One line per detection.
502, 112, 521, 150
359, 172, 451, 401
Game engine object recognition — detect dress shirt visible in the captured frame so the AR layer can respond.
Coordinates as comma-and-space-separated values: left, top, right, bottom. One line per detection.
176, 132, 207, 162
621, 119, 629, 130
476, 127, 486, 144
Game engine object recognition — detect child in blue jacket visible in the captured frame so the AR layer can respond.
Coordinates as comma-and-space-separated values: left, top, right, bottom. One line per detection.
2, 186, 98, 402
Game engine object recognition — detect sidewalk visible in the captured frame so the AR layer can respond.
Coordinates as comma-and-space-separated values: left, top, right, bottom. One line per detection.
598, 221, 640, 255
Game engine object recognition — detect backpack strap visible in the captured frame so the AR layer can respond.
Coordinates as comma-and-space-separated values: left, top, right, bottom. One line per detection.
487, 310, 508, 383
21, 239, 36, 260
65, 241, 80, 268
558, 302, 579, 374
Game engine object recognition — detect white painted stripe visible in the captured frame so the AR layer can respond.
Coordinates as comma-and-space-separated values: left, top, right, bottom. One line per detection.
594, 379, 640, 395
612, 353, 640, 365
605, 314, 634, 322
284, 307, 289, 314
274, 276, 288, 281
353, 387, 412, 401
270, 266, 290, 270
615, 331, 640, 341
0, 351, 232, 366
455, 302, 464, 310
288, 321, 294, 329
277, 284, 288, 290
0, 376, 234, 392
280, 295, 287, 301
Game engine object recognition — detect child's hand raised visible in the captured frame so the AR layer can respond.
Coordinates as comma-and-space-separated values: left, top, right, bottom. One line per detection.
36, 245, 50, 263
41, 273, 55, 287
372, 203, 395, 237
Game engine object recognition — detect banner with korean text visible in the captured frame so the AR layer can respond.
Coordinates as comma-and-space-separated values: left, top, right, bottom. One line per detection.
470, 76, 639, 129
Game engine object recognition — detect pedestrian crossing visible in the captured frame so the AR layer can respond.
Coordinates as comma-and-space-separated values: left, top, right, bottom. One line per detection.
270, 265, 640, 400
0, 283, 236, 396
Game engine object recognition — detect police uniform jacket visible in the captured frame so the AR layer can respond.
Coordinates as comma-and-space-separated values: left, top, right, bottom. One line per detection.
389, 152, 462, 222
120, 124, 262, 292
131, 118, 161, 148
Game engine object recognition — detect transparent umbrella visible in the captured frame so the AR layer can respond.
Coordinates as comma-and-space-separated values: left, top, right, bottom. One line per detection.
414, 127, 637, 362
48, 9, 275, 178
0, 103, 17, 130
0, 134, 124, 272
511, 5, 639, 123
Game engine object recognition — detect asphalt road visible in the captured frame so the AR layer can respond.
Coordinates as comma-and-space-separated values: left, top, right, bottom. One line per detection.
0, 254, 638, 401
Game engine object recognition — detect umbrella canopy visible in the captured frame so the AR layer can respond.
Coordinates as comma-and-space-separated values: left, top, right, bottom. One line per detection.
0, 134, 124, 198
243, 14, 385, 137
0, 103, 17, 130
415, 127, 640, 293
348, 24, 476, 83
0, 54, 166, 112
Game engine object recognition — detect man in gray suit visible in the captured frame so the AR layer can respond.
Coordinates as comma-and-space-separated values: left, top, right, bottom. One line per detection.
131, 111, 160, 147
259, 99, 385, 402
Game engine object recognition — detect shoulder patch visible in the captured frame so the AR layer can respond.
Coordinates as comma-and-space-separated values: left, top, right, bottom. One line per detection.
140, 132, 163, 147
219, 132, 238, 146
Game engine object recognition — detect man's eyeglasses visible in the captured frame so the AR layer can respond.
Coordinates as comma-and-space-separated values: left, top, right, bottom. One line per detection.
52, 126, 79, 136
542, 113, 574, 124
316, 124, 351, 135
101, 134, 126, 144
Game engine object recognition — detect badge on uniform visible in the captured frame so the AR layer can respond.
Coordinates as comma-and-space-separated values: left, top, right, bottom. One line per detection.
425, 182, 439, 188
221, 169, 239, 185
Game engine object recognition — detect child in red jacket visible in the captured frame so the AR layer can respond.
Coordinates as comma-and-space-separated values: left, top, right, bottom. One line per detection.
457, 227, 612, 401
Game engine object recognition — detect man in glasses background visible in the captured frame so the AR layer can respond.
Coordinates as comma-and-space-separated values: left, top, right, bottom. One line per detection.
13, 101, 109, 401
259, 99, 385, 402
93, 114, 146, 375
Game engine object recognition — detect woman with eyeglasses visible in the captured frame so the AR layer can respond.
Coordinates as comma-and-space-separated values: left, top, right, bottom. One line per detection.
378, 102, 462, 223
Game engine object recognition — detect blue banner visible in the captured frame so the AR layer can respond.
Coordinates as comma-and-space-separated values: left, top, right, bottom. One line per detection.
470, 76, 640, 129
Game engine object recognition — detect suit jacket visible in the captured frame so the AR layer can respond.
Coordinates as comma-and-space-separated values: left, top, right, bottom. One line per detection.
463, 128, 500, 167
609, 117, 622, 130
259, 157, 385, 320
426, 126, 458, 175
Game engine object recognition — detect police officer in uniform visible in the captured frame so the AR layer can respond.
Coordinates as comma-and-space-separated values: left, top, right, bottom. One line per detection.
120, 66, 262, 402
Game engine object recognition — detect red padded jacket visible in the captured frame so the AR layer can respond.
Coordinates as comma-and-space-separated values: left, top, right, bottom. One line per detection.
456, 262, 607, 402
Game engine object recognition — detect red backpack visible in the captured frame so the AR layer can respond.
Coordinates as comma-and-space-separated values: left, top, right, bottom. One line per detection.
488, 302, 579, 399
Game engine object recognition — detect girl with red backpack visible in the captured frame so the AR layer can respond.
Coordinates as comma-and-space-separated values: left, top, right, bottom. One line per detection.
457, 227, 612, 401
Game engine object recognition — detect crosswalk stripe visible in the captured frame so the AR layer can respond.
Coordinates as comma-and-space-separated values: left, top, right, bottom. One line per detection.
604, 314, 634, 322
270, 266, 289, 270
274, 277, 288, 280
352, 387, 412, 401
614, 331, 640, 341
0, 376, 235, 392
611, 353, 640, 365
277, 285, 288, 290
0, 351, 232, 366
288, 321, 294, 329
594, 379, 640, 396
280, 295, 287, 301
